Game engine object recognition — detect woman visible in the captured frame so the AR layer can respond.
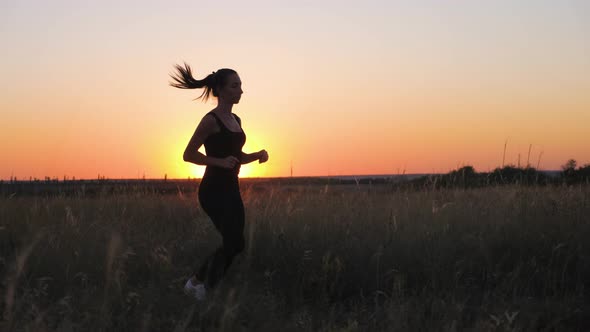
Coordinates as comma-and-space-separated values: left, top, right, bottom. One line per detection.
170, 63, 269, 301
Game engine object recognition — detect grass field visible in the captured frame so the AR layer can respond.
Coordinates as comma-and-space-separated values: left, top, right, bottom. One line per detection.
1, 182, 589, 331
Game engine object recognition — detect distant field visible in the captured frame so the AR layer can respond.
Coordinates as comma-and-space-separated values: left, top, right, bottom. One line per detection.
1, 182, 589, 331
0, 176, 420, 197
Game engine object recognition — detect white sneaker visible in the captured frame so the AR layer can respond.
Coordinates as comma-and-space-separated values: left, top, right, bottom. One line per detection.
184, 278, 207, 301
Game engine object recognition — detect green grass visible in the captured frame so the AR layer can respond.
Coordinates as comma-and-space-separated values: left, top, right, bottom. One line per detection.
1, 183, 589, 331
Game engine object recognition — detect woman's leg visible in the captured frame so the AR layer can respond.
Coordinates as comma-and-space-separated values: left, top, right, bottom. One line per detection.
195, 189, 245, 289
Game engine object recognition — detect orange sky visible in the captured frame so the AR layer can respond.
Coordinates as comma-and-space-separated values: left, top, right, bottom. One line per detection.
1, 1, 589, 179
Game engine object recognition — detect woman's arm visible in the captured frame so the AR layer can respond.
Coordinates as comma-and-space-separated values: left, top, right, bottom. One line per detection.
183, 115, 240, 169
241, 149, 268, 164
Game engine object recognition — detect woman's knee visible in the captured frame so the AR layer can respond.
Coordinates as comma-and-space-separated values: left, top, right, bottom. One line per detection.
224, 235, 245, 256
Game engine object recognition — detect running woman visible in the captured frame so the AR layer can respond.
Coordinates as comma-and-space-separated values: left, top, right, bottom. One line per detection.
170, 63, 269, 301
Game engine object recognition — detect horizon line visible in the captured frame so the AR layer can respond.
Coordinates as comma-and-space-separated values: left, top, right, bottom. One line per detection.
0, 169, 563, 182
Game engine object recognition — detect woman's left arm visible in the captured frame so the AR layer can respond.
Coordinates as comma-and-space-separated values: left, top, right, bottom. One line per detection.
241, 150, 269, 164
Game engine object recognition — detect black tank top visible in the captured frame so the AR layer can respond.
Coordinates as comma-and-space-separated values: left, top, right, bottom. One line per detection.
203, 112, 246, 177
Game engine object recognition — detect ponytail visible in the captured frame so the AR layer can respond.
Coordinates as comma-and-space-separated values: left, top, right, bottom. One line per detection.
169, 62, 237, 102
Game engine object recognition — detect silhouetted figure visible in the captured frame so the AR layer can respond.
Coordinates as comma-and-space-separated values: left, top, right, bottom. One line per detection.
170, 63, 269, 301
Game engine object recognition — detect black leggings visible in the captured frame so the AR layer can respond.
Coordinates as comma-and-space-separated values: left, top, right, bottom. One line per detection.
195, 174, 245, 289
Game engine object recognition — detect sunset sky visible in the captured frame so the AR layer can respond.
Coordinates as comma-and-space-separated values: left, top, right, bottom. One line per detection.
1, 0, 589, 179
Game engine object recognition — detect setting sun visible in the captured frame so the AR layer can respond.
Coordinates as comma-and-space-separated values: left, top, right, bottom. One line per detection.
238, 164, 256, 178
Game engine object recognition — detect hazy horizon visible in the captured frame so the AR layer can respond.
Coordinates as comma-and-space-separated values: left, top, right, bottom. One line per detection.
1, 168, 565, 182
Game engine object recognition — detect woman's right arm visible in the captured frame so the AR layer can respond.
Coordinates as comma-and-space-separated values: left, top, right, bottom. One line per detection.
183, 115, 240, 169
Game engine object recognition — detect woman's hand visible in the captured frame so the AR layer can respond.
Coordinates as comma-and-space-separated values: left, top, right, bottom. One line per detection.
258, 150, 269, 163
217, 156, 240, 169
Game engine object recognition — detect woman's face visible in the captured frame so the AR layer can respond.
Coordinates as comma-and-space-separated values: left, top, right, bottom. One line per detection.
218, 73, 243, 104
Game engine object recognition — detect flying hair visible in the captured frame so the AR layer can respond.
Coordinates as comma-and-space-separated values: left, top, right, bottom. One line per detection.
169, 62, 236, 102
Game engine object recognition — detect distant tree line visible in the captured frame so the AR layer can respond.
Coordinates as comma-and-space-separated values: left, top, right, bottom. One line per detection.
1, 160, 588, 189
560, 159, 590, 184
408, 159, 590, 189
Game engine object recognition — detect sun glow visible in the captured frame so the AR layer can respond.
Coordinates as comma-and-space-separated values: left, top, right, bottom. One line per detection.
238, 164, 256, 178
187, 164, 205, 179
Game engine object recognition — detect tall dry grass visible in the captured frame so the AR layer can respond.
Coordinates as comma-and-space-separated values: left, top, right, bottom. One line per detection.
1, 183, 589, 331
